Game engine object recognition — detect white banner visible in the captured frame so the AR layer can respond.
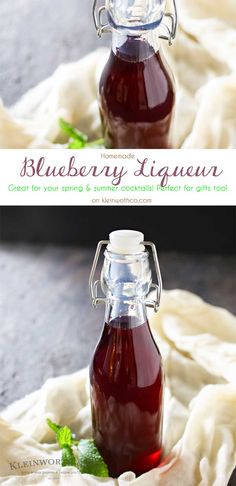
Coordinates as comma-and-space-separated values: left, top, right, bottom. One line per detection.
0, 149, 235, 206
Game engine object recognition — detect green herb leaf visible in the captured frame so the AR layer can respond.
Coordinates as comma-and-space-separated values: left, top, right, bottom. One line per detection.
47, 419, 75, 448
47, 418, 62, 434
68, 139, 85, 149
85, 138, 104, 148
59, 117, 104, 149
61, 445, 78, 467
78, 439, 109, 477
56, 426, 73, 448
59, 118, 87, 146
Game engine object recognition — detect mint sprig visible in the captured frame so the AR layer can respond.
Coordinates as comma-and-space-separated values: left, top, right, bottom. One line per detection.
59, 118, 104, 149
47, 419, 109, 477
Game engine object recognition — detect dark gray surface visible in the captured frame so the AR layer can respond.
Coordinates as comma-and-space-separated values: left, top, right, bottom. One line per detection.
0, 243, 235, 409
0, 0, 108, 106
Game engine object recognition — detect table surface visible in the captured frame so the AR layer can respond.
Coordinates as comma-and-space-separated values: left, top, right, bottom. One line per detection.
0, 244, 235, 410
0, 0, 108, 106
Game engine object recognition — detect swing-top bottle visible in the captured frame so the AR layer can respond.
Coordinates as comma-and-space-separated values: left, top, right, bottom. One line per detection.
89, 230, 164, 476
93, 0, 177, 148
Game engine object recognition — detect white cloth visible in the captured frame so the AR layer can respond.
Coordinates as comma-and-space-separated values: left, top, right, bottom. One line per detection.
1, 0, 236, 148
0, 290, 236, 485
0, 49, 106, 149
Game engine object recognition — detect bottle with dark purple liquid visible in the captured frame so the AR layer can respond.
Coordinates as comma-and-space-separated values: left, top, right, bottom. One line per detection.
89, 230, 164, 477
93, 0, 177, 148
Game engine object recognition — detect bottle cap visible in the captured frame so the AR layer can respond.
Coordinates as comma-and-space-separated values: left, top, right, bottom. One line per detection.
93, 0, 177, 44
108, 230, 145, 254
107, 0, 166, 31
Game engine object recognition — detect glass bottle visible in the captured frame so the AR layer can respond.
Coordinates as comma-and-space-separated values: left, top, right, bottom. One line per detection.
93, 0, 177, 149
89, 230, 164, 477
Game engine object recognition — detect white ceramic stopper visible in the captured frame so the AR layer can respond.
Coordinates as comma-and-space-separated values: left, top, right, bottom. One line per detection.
108, 230, 145, 254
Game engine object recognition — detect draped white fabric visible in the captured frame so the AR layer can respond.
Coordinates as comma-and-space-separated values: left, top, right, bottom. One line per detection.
0, 290, 236, 485
1, 0, 236, 148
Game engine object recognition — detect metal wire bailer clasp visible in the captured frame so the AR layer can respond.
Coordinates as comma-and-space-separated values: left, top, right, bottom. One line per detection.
89, 240, 162, 313
92, 1, 111, 37
159, 0, 178, 45
92, 0, 177, 44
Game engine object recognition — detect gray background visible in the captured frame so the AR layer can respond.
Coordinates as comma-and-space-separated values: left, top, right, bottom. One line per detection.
0, 0, 108, 106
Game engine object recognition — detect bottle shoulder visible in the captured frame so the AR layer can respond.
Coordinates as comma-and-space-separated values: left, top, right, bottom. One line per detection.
90, 321, 163, 391
99, 47, 175, 123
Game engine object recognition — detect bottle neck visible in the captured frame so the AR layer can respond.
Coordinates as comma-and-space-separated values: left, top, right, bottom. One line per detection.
111, 29, 161, 62
101, 249, 152, 328
105, 298, 147, 329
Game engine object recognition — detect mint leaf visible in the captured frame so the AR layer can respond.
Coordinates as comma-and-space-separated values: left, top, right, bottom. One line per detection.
59, 118, 87, 146
62, 446, 77, 467
47, 419, 73, 447
68, 139, 85, 149
56, 426, 73, 448
59, 118, 104, 149
86, 138, 104, 148
78, 439, 109, 477
68, 138, 104, 149
47, 418, 62, 434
